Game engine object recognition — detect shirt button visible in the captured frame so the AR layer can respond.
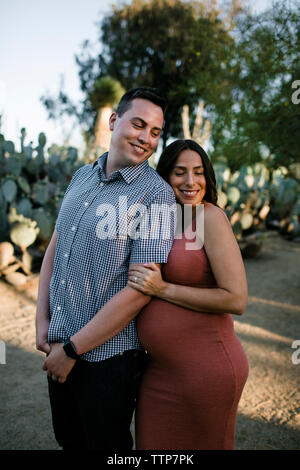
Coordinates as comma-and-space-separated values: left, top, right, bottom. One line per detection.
71, 225, 76, 231
64, 253, 68, 258
57, 306, 61, 311
61, 280, 65, 285
100, 182, 104, 187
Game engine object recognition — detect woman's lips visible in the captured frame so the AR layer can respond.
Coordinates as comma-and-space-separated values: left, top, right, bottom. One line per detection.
180, 190, 199, 197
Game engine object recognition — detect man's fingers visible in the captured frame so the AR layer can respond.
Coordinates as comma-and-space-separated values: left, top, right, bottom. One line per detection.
46, 372, 61, 382
45, 368, 65, 383
37, 342, 51, 355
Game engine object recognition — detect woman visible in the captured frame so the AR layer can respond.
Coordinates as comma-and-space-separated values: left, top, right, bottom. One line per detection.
128, 139, 249, 450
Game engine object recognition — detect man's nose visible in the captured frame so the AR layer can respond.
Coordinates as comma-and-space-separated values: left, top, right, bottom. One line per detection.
137, 128, 150, 144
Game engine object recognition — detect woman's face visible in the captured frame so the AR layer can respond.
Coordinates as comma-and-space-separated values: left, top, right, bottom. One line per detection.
168, 149, 206, 207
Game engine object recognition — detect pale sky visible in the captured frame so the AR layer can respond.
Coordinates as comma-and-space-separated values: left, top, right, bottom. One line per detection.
0, 0, 274, 154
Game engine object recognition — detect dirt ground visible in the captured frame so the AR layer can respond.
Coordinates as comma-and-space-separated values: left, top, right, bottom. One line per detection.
0, 232, 299, 450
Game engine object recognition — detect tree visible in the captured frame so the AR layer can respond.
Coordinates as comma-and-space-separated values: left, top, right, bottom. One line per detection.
88, 77, 125, 157
181, 101, 212, 147
42, 0, 240, 148
213, 0, 300, 170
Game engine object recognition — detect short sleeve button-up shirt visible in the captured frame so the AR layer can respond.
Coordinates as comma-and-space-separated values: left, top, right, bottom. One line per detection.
48, 152, 176, 362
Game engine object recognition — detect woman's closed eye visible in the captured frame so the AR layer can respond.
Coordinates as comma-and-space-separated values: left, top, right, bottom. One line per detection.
174, 171, 204, 176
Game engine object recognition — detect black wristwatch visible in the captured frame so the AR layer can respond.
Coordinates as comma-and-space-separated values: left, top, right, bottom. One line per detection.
63, 339, 80, 360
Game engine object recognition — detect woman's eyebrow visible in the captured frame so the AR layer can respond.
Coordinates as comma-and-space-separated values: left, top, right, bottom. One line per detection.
174, 165, 204, 169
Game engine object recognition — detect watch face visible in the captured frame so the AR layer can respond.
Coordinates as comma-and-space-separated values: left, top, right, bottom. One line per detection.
63, 340, 78, 359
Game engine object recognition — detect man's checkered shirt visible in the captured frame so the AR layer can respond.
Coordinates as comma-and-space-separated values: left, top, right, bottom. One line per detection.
48, 153, 176, 362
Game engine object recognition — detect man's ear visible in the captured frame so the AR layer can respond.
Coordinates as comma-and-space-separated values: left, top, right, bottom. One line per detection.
109, 112, 118, 131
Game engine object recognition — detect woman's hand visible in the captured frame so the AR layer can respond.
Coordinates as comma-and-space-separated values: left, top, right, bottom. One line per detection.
128, 263, 167, 297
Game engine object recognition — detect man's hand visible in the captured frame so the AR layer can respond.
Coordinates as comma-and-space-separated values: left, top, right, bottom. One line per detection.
36, 318, 51, 355
43, 342, 76, 383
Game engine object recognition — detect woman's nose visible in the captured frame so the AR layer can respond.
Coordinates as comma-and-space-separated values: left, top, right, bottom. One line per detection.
185, 172, 195, 186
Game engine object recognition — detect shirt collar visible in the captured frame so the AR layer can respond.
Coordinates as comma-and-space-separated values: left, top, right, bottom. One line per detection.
93, 152, 150, 184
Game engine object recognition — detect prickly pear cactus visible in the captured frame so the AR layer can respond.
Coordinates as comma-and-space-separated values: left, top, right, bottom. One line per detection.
212, 159, 300, 254
17, 176, 31, 194
0, 128, 84, 251
1, 178, 18, 202
0, 242, 15, 270
10, 222, 39, 250
5, 271, 28, 286
32, 208, 55, 241
15, 198, 33, 218
5, 155, 23, 177
8, 209, 39, 250
32, 181, 50, 205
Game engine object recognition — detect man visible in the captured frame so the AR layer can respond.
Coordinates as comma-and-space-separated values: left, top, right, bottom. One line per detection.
36, 87, 175, 450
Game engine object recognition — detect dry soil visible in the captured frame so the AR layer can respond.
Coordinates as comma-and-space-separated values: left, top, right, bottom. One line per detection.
0, 232, 299, 450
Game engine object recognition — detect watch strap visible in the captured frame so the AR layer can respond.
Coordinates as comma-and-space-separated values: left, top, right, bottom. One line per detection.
63, 339, 80, 360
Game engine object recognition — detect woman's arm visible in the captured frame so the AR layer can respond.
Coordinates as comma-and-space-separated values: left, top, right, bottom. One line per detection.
128, 205, 248, 316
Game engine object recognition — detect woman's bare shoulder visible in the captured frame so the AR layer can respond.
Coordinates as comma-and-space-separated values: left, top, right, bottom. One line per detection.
202, 203, 238, 252
203, 203, 229, 225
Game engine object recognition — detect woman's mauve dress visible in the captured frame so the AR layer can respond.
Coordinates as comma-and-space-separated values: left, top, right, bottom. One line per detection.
135, 225, 249, 450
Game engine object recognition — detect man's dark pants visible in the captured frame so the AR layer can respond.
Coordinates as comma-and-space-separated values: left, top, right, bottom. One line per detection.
47, 349, 147, 450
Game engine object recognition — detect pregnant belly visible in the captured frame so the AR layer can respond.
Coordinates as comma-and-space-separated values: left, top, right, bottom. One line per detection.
136, 298, 235, 363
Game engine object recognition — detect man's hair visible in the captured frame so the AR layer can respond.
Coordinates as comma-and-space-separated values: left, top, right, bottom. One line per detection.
116, 87, 167, 116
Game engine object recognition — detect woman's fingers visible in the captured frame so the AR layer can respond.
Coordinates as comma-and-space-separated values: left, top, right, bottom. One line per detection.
129, 267, 148, 277
128, 280, 143, 291
128, 271, 149, 283
143, 262, 159, 271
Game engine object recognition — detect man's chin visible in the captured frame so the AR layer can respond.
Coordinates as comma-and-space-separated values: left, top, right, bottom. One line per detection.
127, 153, 151, 166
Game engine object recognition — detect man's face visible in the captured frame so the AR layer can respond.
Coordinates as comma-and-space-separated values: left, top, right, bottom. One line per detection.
108, 98, 164, 167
